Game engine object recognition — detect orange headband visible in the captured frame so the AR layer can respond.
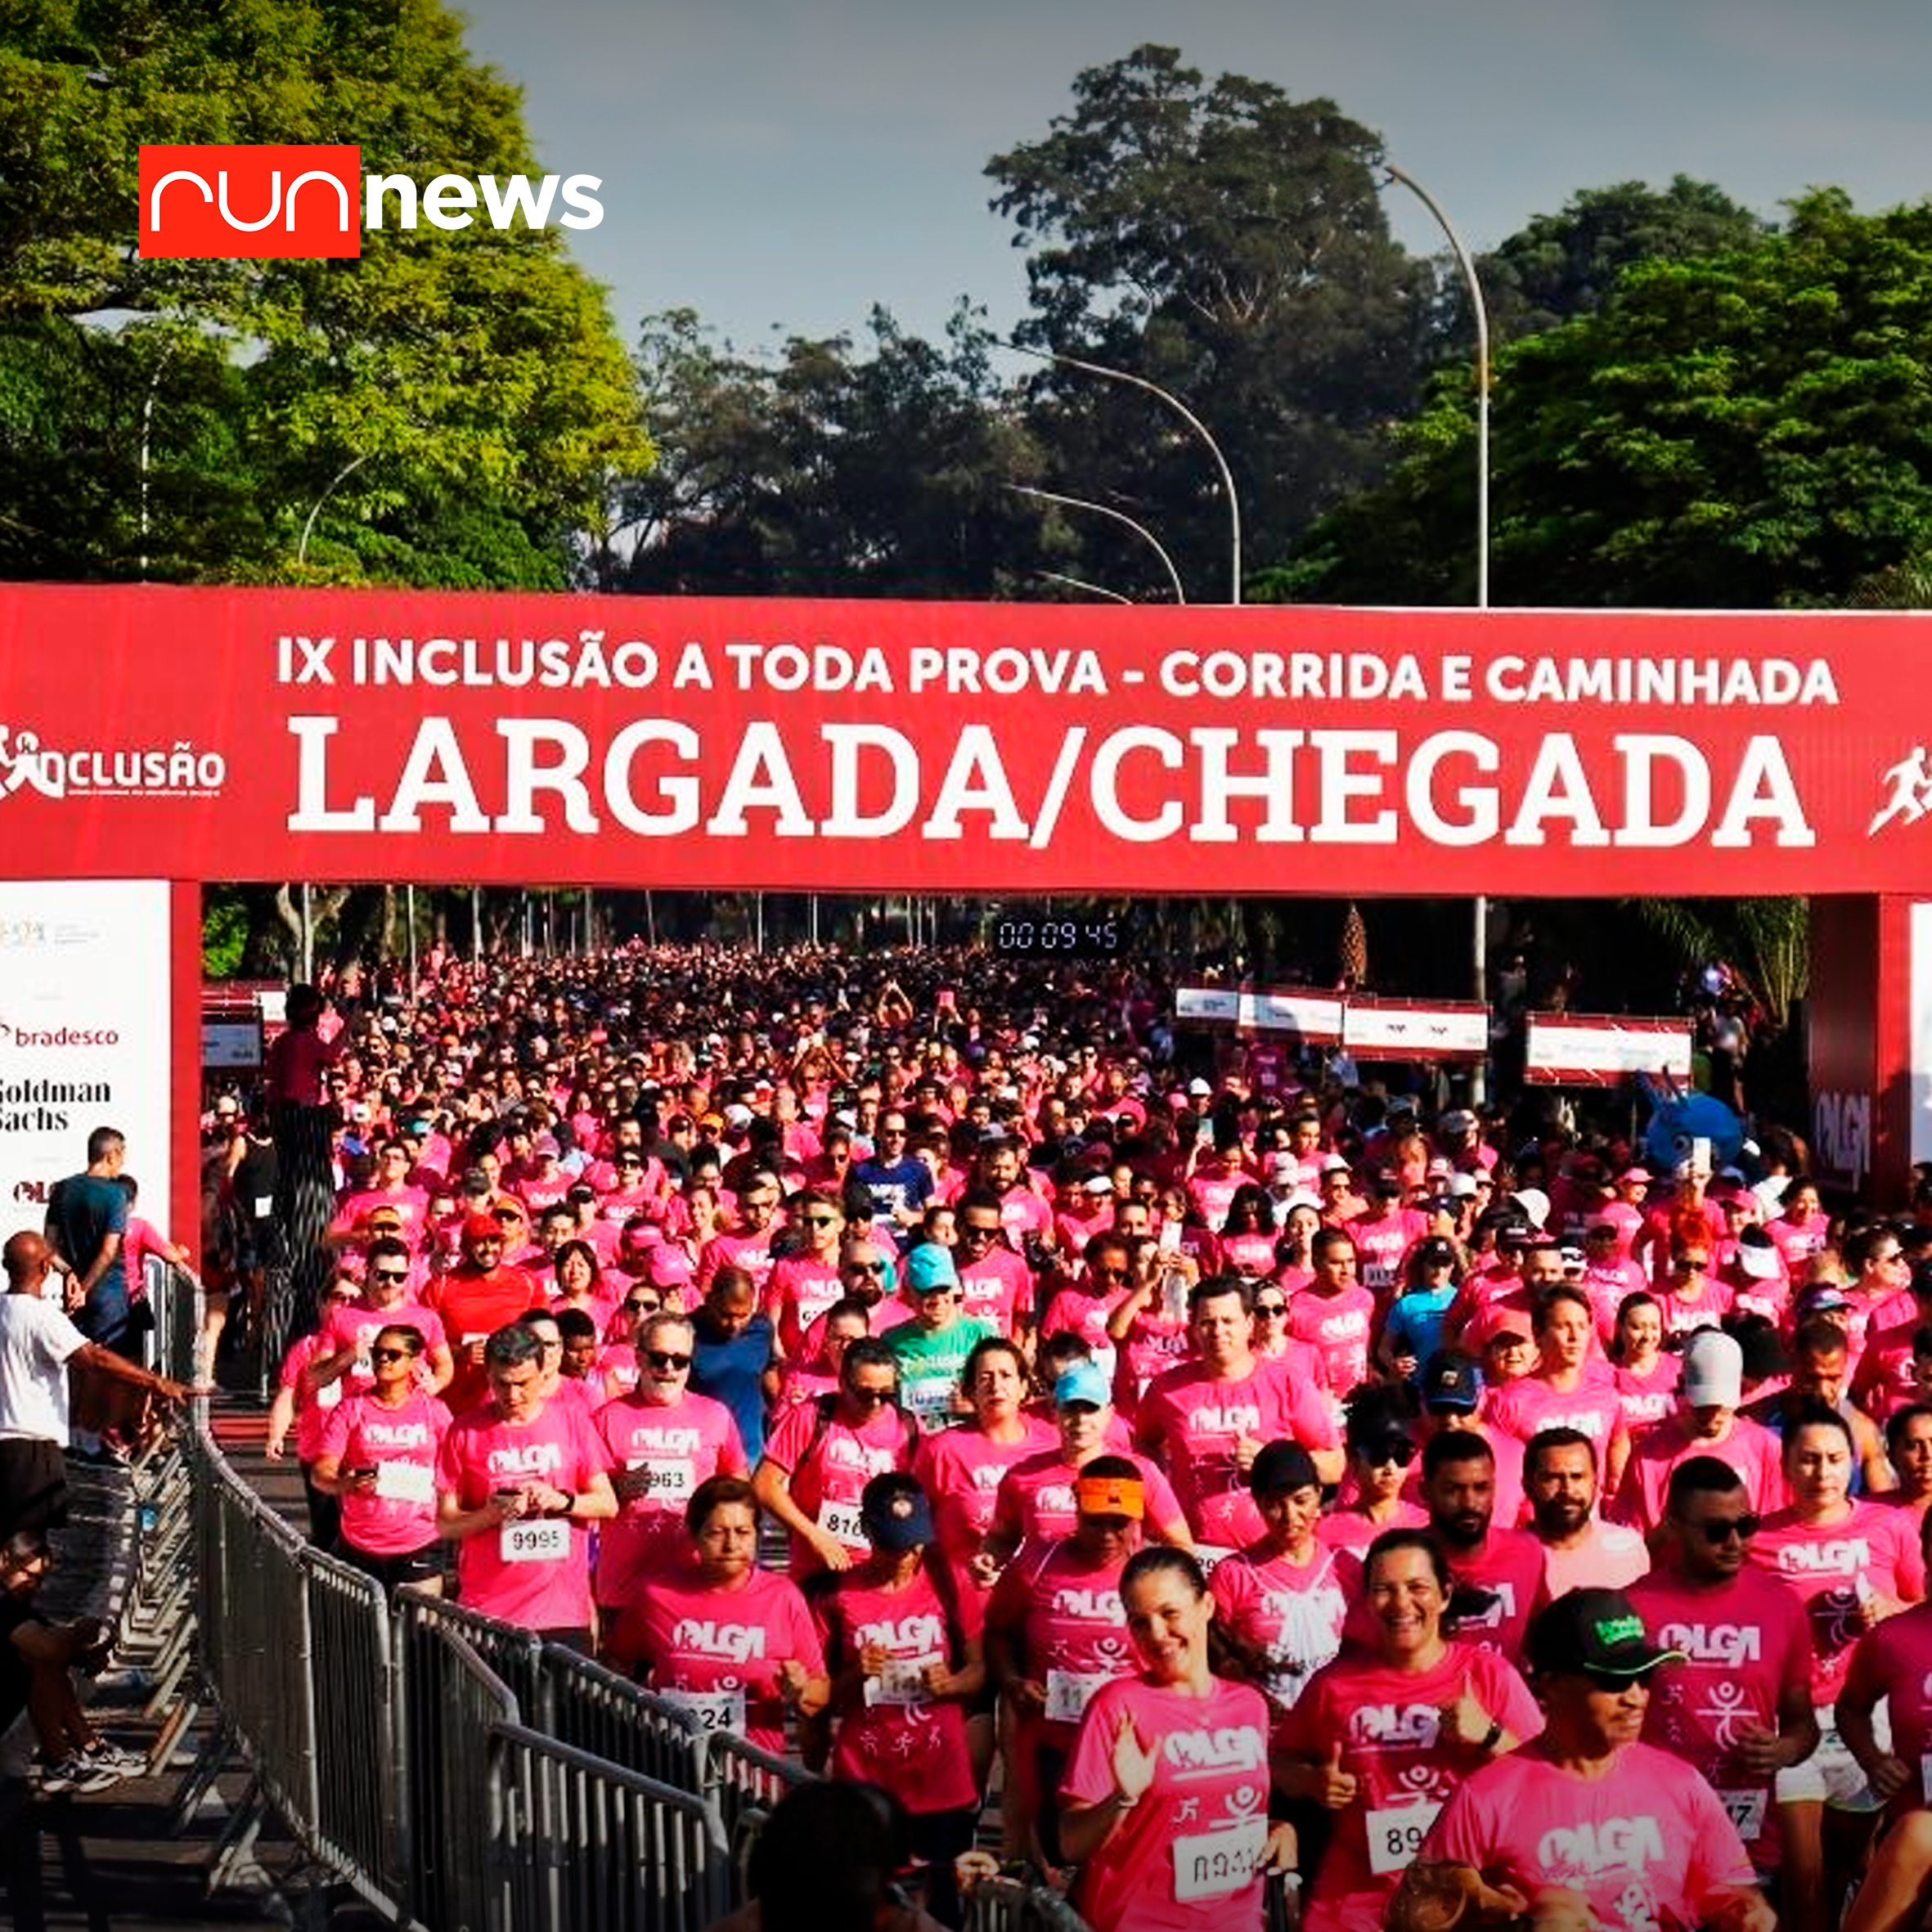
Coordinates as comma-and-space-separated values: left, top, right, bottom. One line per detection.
1075, 1474, 1144, 1519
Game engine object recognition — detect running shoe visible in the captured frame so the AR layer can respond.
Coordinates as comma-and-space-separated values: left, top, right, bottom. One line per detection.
83, 1739, 147, 1777
35, 1753, 122, 1795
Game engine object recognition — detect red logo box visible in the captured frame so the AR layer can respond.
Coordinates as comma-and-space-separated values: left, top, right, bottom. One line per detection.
140, 145, 362, 258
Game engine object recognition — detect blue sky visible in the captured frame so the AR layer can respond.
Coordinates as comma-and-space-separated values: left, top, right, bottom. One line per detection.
456, 0, 1931, 357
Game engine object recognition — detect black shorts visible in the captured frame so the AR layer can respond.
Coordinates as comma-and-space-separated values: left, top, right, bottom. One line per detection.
0, 1439, 69, 1540
333, 1539, 447, 1594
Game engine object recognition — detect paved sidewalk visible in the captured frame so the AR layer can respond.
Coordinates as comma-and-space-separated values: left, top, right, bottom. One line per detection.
0, 1426, 301, 1931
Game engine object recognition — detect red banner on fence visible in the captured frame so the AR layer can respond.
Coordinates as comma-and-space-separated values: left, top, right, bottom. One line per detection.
0, 585, 1925, 893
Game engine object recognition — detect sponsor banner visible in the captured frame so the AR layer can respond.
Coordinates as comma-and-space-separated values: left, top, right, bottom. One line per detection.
1175, 987, 1242, 1027
1341, 997, 1489, 1062
0, 882, 172, 1225
1, 586, 1930, 892
1524, 1013, 1694, 1085
1237, 988, 1346, 1044
202, 1018, 263, 1068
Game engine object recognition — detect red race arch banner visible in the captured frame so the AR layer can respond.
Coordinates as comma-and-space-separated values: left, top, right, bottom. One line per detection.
2, 583, 1930, 893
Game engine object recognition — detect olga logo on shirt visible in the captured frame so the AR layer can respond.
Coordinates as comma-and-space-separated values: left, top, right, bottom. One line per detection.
1189, 1404, 1263, 1437
1163, 1727, 1269, 1775
670, 1619, 766, 1664
1777, 1539, 1869, 1574
856, 1613, 946, 1655
1051, 1587, 1124, 1623
1656, 1620, 1762, 1667
486, 1442, 562, 1478
631, 1426, 703, 1454
1535, 1817, 1665, 1877
1349, 1703, 1440, 1748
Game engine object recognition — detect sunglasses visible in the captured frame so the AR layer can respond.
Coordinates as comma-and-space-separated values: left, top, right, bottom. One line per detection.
962, 1224, 1001, 1239
848, 1387, 895, 1407
644, 1350, 692, 1371
1360, 1437, 1417, 1467
625, 1299, 662, 1315
1253, 1301, 1287, 1316
1091, 1265, 1131, 1283
1672, 1259, 1709, 1274
802, 1215, 839, 1229
617, 1157, 645, 1168
845, 1260, 887, 1276
371, 1269, 411, 1283
1581, 1669, 1651, 1694
370, 1346, 416, 1364
1689, 1513, 1760, 1544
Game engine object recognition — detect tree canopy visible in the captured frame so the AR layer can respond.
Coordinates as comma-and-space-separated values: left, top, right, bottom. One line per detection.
1270, 191, 1932, 609
0, 0, 647, 586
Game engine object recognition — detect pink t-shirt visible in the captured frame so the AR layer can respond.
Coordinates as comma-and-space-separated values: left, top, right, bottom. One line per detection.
1422, 1741, 1757, 1932
762, 1396, 916, 1578
762, 1255, 843, 1358
435, 1395, 611, 1631
1136, 1360, 1340, 1548
698, 1227, 776, 1296
279, 1332, 335, 1463
1539, 1518, 1651, 1598
317, 1299, 449, 1396
1317, 1500, 1430, 1557
1842, 1601, 1932, 1817
1037, 1286, 1118, 1379
606, 1567, 824, 1756
1629, 1562, 1812, 1870
913, 1418, 1056, 1588
1283, 1285, 1377, 1397
813, 1565, 978, 1814
1281, 1642, 1541, 1926
1486, 1369, 1625, 1485
1063, 1674, 1274, 1932
1611, 1413, 1786, 1534
1611, 1354, 1681, 1432
591, 1390, 748, 1605
1749, 1498, 1923, 1703
320, 1387, 452, 1557
1346, 1209, 1428, 1298
1209, 1541, 1351, 1714
958, 1246, 1033, 1335
986, 1539, 1135, 1747
991, 1449, 1188, 1555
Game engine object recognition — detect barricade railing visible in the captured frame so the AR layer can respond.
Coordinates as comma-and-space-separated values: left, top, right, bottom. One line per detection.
964, 1877, 1097, 1932
303, 1546, 403, 1907
492, 1723, 732, 1932
144, 1252, 203, 1384
702, 1729, 814, 1849
396, 1584, 546, 1717
537, 1641, 708, 1795
410, 1629, 520, 1932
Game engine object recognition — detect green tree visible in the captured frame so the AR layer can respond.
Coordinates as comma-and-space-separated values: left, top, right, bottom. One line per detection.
1480, 176, 1770, 340
1274, 191, 1932, 609
617, 304, 1048, 598
986, 44, 1426, 600
0, 0, 648, 586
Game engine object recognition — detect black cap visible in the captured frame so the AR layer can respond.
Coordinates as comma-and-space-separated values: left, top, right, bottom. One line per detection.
1247, 1440, 1320, 1496
1417, 1237, 1458, 1268
1421, 1350, 1483, 1412
1527, 1588, 1686, 1681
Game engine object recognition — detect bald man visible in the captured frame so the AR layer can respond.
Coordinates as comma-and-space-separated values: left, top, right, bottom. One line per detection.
0, 1231, 194, 1537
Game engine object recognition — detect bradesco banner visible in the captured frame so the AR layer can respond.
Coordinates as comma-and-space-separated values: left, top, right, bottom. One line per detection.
0, 880, 172, 1227
0, 584, 1927, 894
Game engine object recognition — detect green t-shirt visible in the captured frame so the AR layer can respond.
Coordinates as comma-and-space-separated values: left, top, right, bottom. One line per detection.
886, 1316, 994, 1430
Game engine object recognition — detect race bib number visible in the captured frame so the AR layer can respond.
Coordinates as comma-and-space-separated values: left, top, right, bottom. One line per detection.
1171, 1818, 1268, 1903
816, 1498, 869, 1548
865, 1654, 941, 1706
1718, 1790, 1768, 1842
1045, 1669, 1114, 1725
628, 1456, 695, 1502
316, 1377, 342, 1410
1191, 1544, 1235, 1578
902, 1377, 955, 1422
498, 1517, 572, 1564
373, 1459, 434, 1505
662, 1687, 746, 1735
1366, 1801, 1443, 1878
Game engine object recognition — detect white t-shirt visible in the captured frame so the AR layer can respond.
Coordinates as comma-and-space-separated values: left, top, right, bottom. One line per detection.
0, 1294, 89, 1441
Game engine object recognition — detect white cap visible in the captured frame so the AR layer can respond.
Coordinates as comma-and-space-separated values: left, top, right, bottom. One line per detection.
1445, 1172, 1480, 1199
1737, 1229, 1782, 1281
1512, 1187, 1551, 1231
1320, 1153, 1352, 1175
1268, 1152, 1298, 1180
1188, 1077, 1213, 1097
1681, 1330, 1743, 1409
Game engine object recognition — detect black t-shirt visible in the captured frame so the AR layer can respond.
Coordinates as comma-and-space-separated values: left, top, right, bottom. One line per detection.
0, 1590, 42, 1719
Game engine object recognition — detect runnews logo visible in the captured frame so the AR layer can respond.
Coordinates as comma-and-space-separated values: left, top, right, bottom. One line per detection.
138, 146, 604, 259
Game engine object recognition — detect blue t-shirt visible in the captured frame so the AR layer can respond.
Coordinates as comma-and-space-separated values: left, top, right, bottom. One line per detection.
47, 1172, 130, 1342
1383, 1285, 1458, 1379
690, 1314, 776, 1464
852, 1155, 934, 1223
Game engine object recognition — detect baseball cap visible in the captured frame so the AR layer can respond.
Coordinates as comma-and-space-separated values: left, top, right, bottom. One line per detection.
461, 1166, 493, 1197
461, 1211, 501, 1242
1527, 1588, 1685, 1683
1054, 1363, 1112, 1410
1422, 1351, 1484, 1412
1473, 1304, 1534, 1350
859, 1476, 935, 1552
1081, 1173, 1115, 1195
1680, 1330, 1744, 1409
645, 1248, 694, 1289
1512, 1188, 1551, 1232
1620, 1166, 1653, 1184
1320, 1154, 1353, 1176
1799, 1284, 1851, 1314
1440, 1109, 1477, 1134
1417, 1236, 1459, 1269
722, 1103, 754, 1130
1735, 1228, 1782, 1281
904, 1244, 962, 1296
1247, 1440, 1320, 1495
1187, 1078, 1213, 1097
532, 1133, 559, 1158
1445, 1172, 1480, 1200
1268, 1152, 1298, 1181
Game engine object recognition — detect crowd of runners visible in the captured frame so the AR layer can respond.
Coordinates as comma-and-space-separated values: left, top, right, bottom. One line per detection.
183, 939, 1932, 1932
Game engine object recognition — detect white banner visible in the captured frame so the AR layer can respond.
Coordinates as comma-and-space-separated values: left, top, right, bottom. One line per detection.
1525, 1014, 1693, 1084
1238, 989, 1345, 1042
1342, 1000, 1489, 1060
0, 881, 173, 1239
1912, 905, 1932, 1167
1175, 986, 1241, 1026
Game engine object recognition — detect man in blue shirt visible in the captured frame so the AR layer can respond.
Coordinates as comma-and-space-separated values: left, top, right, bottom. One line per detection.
689, 1267, 778, 1464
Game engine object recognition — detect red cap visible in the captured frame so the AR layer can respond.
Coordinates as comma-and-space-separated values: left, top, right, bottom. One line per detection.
461, 1211, 503, 1242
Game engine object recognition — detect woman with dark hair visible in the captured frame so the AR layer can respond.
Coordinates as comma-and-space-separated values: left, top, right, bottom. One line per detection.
1274, 1529, 1540, 1932
699, 1777, 949, 1932
1058, 1544, 1292, 1932
1216, 1184, 1278, 1279
1607, 1290, 1680, 1432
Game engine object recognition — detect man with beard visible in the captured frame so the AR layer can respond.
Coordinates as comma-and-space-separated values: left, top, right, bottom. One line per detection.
1525, 1427, 1651, 1597
1418, 1431, 1549, 1665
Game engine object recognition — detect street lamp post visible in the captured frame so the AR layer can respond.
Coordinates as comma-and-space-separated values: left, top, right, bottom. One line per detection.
1382, 160, 1494, 1097
1005, 483, 1187, 604
1010, 344, 1242, 603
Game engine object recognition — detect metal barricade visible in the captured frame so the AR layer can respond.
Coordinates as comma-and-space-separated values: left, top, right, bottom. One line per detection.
964, 1877, 1097, 1932
537, 1642, 708, 1795
396, 1584, 546, 1716
303, 1546, 405, 1915
491, 1721, 731, 1932
702, 1730, 813, 1851
145, 1255, 204, 1383
402, 1623, 519, 1932
195, 1426, 320, 1844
